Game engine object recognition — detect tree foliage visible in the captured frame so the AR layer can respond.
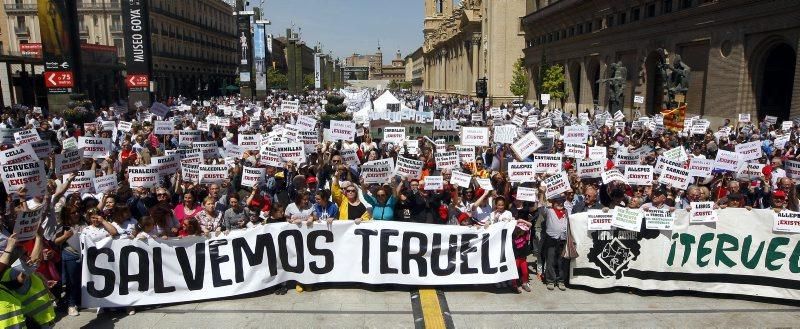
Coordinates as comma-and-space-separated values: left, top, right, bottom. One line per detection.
304, 73, 315, 90
509, 58, 529, 99
267, 67, 287, 89
541, 64, 568, 103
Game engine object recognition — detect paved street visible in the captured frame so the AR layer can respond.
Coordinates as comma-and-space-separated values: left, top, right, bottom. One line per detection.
55, 281, 800, 328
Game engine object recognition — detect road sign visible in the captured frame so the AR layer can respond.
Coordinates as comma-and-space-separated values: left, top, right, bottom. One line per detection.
44, 71, 74, 88
126, 74, 149, 89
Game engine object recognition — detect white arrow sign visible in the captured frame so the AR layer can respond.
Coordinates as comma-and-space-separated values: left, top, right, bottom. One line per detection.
47, 74, 57, 86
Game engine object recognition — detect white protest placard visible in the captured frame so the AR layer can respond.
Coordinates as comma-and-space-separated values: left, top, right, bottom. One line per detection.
241, 167, 266, 188
516, 187, 538, 202
689, 201, 718, 223
688, 158, 714, 178
540, 94, 550, 105
258, 146, 284, 168
198, 165, 228, 185
13, 129, 41, 145
611, 207, 643, 232
601, 169, 625, 185
225, 144, 246, 159
394, 156, 423, 179
14, 206, 44, 241
588, 146, 607, 159
738, 113, 751, 123
765, 115, 778, 125
150, 102, 170, 117
404, 139, 420, 155
577, 159, 603, 179
93, 175, 119, 195
654, 156, 683, 174
510, 131, 543, 160
361, 158, 394, 184
193, 141, 220, 159
645, 208, 675, 230
55, 149, 83, 175
179, 130, 202, 146
424, 176, 443, 190
30, 140, 52, 159
450, 171, 473, 188
274, 143, 306, 164
154, 121, 174, 135
128, 166, 159, 188
735, 141, 762, 162
434, 139, 447, 153
563, 125, 588, 144
152, 155, 181, 175
564, 143, 586, 159
493, 125, 518, 144
471, 113, 483, 122
543, 171, 570, 200
117, 121, 133, 133
533, 154, 562, 174
663, 146, 688, 162
460, 127, 490, 147
773, 210, 800, 233
782, 121, 793, 132
633, 95, 645, 104
714, 150, 740, 172
78, 137, 111, 159
62, 137, 77, 150
1, 161, 46, 196
587, 210, 614, 231
239, 134, 262, 151
65, 170, 95, 194
435, 151, 459, 170
456, 146, 475, 164
475, 178, 493, 191
508, 162, 536, 183
0, 144, 37, 165
512, 115, 526, 127
329, 121, 356, 141
625, 165, 653, 186
295, 116, 318, 131
383, 127, 406, 144
614, 153, 640, 169
786, 160, 800, 179
659, 165, 691, 190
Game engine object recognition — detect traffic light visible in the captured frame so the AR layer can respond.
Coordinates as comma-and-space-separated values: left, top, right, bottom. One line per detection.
476, 78, 487, 98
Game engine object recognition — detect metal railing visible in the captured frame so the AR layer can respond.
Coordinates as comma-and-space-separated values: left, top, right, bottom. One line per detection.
3, 3, 37, 12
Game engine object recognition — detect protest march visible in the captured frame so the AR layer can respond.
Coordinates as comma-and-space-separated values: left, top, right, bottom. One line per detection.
0, 89, 799, 323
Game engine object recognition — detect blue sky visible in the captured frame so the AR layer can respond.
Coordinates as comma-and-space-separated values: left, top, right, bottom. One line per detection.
249, 0, 426, 64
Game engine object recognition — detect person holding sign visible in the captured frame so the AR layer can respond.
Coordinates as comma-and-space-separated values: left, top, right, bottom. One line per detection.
360, 180, 398, 221
331, 171, 370, 223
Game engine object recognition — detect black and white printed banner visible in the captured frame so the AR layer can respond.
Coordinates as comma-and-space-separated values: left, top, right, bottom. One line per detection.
569, 209, 800, 301
81, 221, 517, 307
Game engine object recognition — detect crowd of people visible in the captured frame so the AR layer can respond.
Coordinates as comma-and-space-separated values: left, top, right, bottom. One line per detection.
0, 89, 797, 324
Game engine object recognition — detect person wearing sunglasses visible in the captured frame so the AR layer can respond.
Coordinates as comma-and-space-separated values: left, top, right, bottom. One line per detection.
331, 168, 370, 223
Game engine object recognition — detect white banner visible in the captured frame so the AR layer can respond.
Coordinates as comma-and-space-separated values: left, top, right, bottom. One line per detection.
563, 126, 588, 144
450, 171, 472, 188
67, 170, 96, 195
577, 159, 603, 179
13, 128, 41, 145
688, 158, 714, 178
624, 165, 653, 186
239, 134, 263, 151
435, 152, 459, 171
179, 130, 202, 146
81, 221, 517, 307
199, 165, 228, 185
329, 121, 356, 142
1, 161, 46, 196
460, 127, 490, 147
424, 176, 443, 190
93, 175, 119, 195
587, 210, 613, 231
689, 202, 718, 223
0, 144, 38, 165
274, 143, 306, 164
361, 158, 394, 184
394, 156, 423, 179
644, 208, 675, 230
128, 166, 159, 188
493, 125, 518, 144
55, 149, 83, 175
714, 150, 740, 172
508, 162, 536, 183
516, 187, 538, 202
658, 165, 690, 190
152, 155, 180, 175
154, 121, 174, 135
510, 131, 543, 160
735, 141, 762, 162
383, 127, 406, 144
242, 167, 266, 188
79, 137, 112, 159
543, 171, 570, 199
611, 207, 643, 232
533, 154, 562, 174
564, 143, 586, 159
569, 209, 800, 301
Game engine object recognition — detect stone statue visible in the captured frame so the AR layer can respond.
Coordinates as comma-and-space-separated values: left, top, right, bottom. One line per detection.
598, 61, 627, 114
656, 49, 691, 108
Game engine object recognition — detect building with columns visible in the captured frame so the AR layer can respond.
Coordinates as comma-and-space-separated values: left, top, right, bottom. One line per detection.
423, 0, 526, 103
522, 0, 800, 124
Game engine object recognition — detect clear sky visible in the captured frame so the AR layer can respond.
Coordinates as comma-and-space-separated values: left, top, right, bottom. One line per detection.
249, 0, 426, 64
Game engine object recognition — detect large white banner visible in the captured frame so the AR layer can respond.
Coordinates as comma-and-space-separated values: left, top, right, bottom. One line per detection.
569, 209, 800, 301
81, 221, 517, 307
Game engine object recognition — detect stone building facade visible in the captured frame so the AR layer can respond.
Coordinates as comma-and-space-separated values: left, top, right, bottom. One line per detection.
522, 0, 800, 124
423, 0, 526, 103
405, 47, 424, 88
1, 0, 238, 102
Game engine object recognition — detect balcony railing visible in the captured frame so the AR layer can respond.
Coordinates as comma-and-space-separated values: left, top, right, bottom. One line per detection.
14, 27, 29, 36
3, 3, 37, 12
110, 24, 124, 33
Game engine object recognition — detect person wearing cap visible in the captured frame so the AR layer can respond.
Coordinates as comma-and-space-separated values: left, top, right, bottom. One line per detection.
540, 192, 570, 291
771, 190, 788, 211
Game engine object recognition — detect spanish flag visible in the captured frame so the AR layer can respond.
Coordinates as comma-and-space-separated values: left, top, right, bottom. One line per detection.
661, 105, 687, 132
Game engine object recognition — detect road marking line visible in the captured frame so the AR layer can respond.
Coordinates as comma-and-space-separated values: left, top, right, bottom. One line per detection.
419, 289, 447, 329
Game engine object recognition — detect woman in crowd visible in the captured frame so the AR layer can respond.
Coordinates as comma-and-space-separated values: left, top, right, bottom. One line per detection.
196, 197, 222, 236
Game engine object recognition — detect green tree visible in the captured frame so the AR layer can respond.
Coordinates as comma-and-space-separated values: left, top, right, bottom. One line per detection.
388, 80, 399, 90
541, 64, 568, 107
304, 73, 315, 90
509, 58, 529, 100
399, 81, 413, 90
267, 67, 287, 89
